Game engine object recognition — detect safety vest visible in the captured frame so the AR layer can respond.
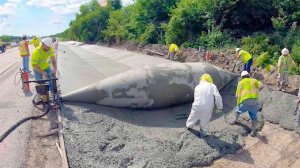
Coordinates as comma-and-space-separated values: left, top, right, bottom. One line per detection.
32, 38, 40, 48
19, 40, 29, 56
239, 50, 252, 63
278, 55, 293, 72
236, 78, 261, 105
31, 46, 55, 70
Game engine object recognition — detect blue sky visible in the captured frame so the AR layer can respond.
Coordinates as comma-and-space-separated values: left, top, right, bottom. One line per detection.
0, 0, 133, 36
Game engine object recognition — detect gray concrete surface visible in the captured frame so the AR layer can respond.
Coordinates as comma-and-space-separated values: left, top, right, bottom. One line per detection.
62, 62, 237, 109
0, 47, 35, 168
59, 44, 270, 167
260, 88, 299, 131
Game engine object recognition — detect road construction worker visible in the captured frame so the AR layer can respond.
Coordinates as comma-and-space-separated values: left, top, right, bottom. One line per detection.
186, 74, 223, 137
31, 37, 58, 129
296, 88, 300, 129
31, 36, 40, 48
277, 48, 296, 92
31, 37, 57, 93
19, 35, 30, 72
229, 71, 264, 137
235, 48, 253, 73
168, 43, 180, 61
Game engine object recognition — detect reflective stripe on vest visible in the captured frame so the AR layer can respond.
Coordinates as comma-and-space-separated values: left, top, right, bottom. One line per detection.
20, 41, 29, 56
237, 78, 259, 105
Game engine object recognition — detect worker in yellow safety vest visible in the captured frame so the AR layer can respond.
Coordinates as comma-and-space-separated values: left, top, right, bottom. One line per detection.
235, 48, 253, 73
277, 48, 296, 92
19, 35, 30, 72
31, 38, 57, 93
31, 37, 40, 48
229, 71, 264, 137
168, 43, 180, 61
296, 86, 300, 130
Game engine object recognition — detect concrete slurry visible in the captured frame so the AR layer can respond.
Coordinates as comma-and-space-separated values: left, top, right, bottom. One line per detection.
59, 43, 299, 167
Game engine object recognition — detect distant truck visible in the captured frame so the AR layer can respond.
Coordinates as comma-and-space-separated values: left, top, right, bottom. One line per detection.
0, 40, 6, 53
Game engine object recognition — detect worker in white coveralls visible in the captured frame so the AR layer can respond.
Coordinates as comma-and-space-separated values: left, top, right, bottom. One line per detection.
229, 71, 264, 136
186, 74, 223, 137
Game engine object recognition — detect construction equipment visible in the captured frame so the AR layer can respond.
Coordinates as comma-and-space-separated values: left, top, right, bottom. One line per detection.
20, 68, 30, 92
0, 78, 60, 142
232, 61, 238, 72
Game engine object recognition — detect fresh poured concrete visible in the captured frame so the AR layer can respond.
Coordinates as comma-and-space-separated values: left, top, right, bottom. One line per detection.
59, 43, 299, 167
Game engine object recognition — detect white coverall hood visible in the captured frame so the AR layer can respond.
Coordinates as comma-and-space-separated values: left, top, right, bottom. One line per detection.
186, 81, 223, 131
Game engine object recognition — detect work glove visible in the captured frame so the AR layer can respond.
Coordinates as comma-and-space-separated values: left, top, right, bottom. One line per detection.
216, 109, 223, 113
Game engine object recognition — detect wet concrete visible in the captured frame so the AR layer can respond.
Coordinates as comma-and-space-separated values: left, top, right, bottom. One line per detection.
260, 88, 299, 131
58, 43, 273, 167
61, 81, 248, 168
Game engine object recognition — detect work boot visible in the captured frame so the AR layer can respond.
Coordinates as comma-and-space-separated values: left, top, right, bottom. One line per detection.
229, 113, 240, 125
250, 120, 258, 137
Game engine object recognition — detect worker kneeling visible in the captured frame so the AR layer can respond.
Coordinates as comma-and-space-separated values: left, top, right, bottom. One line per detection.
229, 71, 264, 137
186, 74, 223, 137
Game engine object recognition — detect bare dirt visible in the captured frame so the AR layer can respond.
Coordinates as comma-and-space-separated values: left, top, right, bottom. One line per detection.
25, 107, 62, 168
106, 41, 299, 95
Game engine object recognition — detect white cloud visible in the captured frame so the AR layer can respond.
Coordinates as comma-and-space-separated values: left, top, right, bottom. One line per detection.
52, 18, 63, 24
26, 0, 89, 15
7, 0, 22, 3
0, 2, 18, 16
0, 0, 20, 34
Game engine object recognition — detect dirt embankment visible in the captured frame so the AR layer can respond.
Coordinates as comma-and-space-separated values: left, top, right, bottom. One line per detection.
103, 41, 299, 95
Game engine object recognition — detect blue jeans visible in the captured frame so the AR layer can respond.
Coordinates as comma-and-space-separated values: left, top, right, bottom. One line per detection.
33, 67, 54, 93
243, 58, 253, 73
237, 99, 258, 121
22, 56, 30, 72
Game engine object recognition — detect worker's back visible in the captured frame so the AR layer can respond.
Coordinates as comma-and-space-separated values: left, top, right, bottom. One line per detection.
193, 81, 215, 108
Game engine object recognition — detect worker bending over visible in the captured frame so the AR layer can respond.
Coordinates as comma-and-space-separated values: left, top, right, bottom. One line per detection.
31, 38, 57, 93
230, 71, 264, 137
186, 74, 223, 137
235, 48, 253, 73
168, 43, 180, 61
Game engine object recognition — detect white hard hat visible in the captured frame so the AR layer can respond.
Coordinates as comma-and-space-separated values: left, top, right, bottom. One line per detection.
281, 48, 289, 55
241, 70, 249, 77
42, 37, 53, 47
236, 48, 241, 53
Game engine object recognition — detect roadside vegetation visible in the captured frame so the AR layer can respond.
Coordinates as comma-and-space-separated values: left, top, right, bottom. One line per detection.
59, 0, 300, 74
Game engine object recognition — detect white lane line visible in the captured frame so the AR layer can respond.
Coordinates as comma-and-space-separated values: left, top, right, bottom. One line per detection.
0, 61, 19, 76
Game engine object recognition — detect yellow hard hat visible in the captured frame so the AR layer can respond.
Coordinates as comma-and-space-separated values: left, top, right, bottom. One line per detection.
200, 74, 213, 84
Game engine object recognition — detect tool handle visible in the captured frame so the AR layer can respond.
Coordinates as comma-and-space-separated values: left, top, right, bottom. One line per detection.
24, 78, 58, 84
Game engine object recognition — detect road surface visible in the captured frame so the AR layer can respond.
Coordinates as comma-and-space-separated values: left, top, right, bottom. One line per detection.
0, 47, 34, 168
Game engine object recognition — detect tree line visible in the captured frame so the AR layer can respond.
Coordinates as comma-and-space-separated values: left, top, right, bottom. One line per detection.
59, 0, 300, 74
